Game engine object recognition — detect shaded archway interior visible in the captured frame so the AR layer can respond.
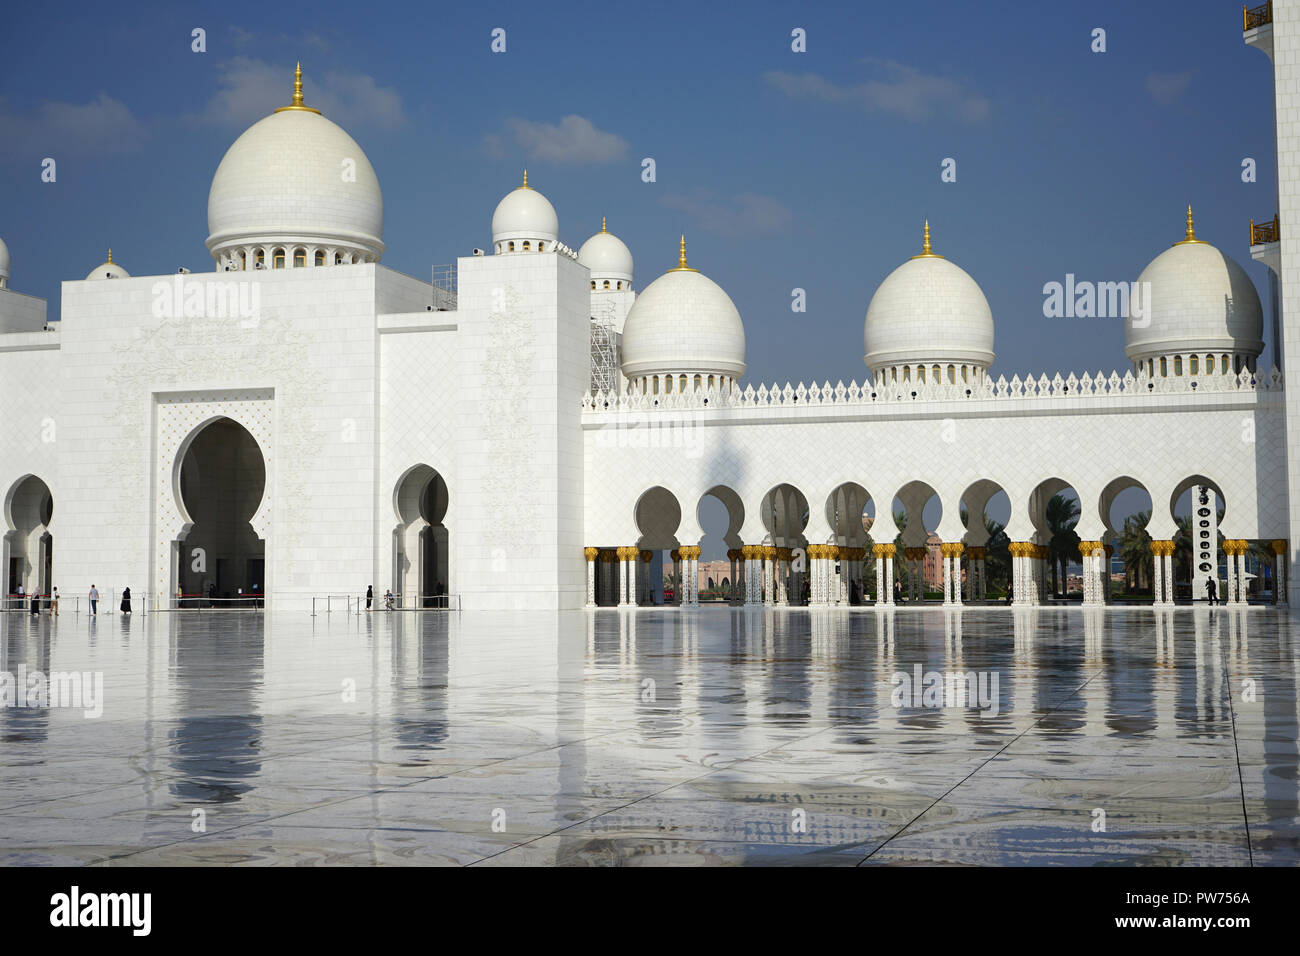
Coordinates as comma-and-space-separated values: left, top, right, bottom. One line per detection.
178, 418, 266, 601
394, 465, 449, 607
5, 475, 53, 599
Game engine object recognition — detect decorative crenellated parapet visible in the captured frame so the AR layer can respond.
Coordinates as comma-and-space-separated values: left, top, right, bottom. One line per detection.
581, 365, 1282, 415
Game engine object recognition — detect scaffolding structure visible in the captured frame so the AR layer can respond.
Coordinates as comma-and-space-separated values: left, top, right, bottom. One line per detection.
431, 263, 457, 311
590, 300, 618, 394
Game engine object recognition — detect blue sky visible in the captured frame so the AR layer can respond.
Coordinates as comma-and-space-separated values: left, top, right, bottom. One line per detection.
0, 0, 1277, 386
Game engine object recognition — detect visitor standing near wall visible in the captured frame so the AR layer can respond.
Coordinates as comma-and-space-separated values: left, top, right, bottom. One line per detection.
89, 584, 98, 615
50, 587, 58, 616
366, 585, 373, 611
30, 590, 39, 615
121, 587, 132, 614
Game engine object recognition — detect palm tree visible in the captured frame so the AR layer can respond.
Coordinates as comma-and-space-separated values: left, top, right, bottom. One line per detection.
1117, 510, 1152, 594
984, 515, 1011, 593
892, 509, 912, 596
1046, 493, 1080, 597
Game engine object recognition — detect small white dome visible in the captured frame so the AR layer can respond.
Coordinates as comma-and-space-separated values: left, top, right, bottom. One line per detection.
86, 250, 129, 281
492, 172, 559, 247
1126, 211, 1263, 364
621, 239, 745, 380
864, 224, 995, 373
578, 219, 633, 285
0, 236, 10, 282
206, 65, 384, 263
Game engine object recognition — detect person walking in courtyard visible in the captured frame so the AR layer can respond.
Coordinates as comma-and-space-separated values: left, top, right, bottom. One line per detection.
366, 585, 373, 611
1206, 577, 1218, 606
89, 584, 98, 615
50, 586, 58, 616
121, 586, 132, 615
14, 583, 23, 612
384, 588, 394, 610
29, 589, 39, 616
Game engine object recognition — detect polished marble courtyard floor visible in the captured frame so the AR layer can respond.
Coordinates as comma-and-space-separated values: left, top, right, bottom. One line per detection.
0, 604, 1297, 866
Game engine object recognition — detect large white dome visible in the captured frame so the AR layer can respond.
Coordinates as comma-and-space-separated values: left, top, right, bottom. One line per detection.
578, 219, 633, 286
864, 224, 995, 377
1126, 211, 1263, 365
621, 238, 745, 382
492, 172, 559, 248
206, 65, 384, 265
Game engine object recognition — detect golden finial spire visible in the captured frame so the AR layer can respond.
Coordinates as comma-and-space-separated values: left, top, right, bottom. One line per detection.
1175, 204, 1204, 245
601, 216, 607, 233
274, 61, 321, 114
106, 248, 113, 264
521, 169, 531, 190
910, 219, 944, 259
670, 234, 698, 272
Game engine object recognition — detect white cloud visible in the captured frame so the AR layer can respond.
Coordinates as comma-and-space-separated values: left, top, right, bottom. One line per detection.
766, 58, 991, 124
499, 115, 629, 164
0, 93, 147, 163
191, 56, 404, 130
660, 190, 793, 238
1146, 71, 1193, 106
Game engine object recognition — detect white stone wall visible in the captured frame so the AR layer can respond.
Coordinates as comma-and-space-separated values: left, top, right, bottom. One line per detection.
451, 252, 589, 610
0, 264, 433, 612
582, 384, 1286, 551
1269, 0, 1300, 602
0, 288, 47, 333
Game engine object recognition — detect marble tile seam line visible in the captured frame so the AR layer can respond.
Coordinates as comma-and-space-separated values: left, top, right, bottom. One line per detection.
854, 665, 1107, 867
1217, 638, 1255, 868
87, 723, 633, 867
464, 702, 952, 867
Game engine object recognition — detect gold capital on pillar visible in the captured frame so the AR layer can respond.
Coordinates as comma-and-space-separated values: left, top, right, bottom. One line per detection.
584, 547, 599, 561
640, 550, 653, 563
1271, 539, 1287, 555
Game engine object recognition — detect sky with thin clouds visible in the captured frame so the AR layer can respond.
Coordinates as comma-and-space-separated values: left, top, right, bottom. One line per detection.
0, 0, 1279, 390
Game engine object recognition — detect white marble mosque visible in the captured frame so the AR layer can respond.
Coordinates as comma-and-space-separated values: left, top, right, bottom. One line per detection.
0, 12, 1297, 620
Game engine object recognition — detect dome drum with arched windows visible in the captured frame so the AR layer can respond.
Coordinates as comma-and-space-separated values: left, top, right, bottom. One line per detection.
492, 171, 559, 254
863, 222, 995, 387
205, 64, 385, 271
1125, 207, 1264, 379
578, 218, 634, 292
619, 237, 745, 395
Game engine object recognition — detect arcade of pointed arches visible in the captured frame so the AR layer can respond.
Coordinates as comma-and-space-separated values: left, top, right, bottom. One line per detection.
583, 476, 1290, 609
